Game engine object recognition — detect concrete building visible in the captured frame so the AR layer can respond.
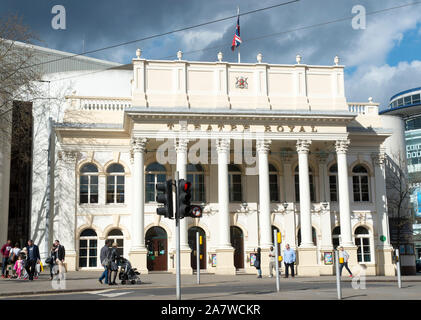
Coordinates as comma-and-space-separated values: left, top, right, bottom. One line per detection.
1, 46, 398, 276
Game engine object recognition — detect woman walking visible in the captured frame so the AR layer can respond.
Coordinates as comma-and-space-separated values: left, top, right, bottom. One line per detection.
255, 247, 262, 278
107, 242, 120, 285
47, 244, 57, 280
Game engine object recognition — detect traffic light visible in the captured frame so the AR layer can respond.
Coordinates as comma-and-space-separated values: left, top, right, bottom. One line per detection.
177, 179, 191, 219
156, 180, 173, 219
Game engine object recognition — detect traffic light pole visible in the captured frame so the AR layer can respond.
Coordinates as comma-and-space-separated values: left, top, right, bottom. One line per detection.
175, 171, 181, 300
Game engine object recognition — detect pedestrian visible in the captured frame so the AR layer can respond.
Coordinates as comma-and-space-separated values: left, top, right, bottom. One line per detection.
107, 242, 120, 285
1, 239, 12, 278
283, 243, 296, 278
269, 246, 276, 278
14, 255, 24, 279
54, 240, 66, 276
9, 243, 21, 278
255, 247, 262, 278
338, 246, 353, 277
47, 244, 57, 280
99, 239, 111, 284
24, 240, 40, 281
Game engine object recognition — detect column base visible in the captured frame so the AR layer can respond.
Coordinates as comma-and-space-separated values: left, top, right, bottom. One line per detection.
65, 251, 77, 271
259, 248, 271, 276
297, 247, 320, 276
215, 247, 236, 275
129, 249, 149, 275
180, 249, 193, 275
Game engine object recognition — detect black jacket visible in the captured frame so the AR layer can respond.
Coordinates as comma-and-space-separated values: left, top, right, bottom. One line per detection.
107, 247, 120, 268
57, 245, 65, 261
25, 245, 40, 261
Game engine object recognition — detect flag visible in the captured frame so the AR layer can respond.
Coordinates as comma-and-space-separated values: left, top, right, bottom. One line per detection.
231, 11, 242, 51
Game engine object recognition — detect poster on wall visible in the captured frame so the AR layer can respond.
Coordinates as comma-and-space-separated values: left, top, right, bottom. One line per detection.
417, 190, 421, 218
324, 252, 333, 265
211, 254, 217, 267
250, 253, 256, 266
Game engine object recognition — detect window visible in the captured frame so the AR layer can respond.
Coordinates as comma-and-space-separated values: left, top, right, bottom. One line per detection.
329, 164, 338, 202
106, 163, 125, 204
269, 164, 280, 202
80, 163, 99, 204
355, 226, 371, 263
332, 226, 341, 249
145, 162, 167, 203
228, 164, 242, 202
187, 164, 205, 203
404, 96, 412, 106
107, 229, 124, 256
413, 94, 420, 104
397, 98, 404, 107
79, 229, 97, 268
297, 227, 317, 246
352, 165, 370, 202
294, 166, 315, 202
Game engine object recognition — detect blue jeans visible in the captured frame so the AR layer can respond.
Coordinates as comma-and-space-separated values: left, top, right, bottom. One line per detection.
2, 257, 9, 276
99, 266, 108, 284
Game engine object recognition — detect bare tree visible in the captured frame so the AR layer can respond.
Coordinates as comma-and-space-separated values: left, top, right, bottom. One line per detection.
0, 14, 41, 148
385, 152, 419, 250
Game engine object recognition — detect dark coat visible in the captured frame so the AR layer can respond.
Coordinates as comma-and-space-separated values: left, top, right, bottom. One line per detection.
25, 245, 40, 261
56, 245, 65, 261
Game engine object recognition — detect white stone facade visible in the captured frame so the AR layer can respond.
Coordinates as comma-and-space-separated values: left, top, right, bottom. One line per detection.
24, 52, 396, 276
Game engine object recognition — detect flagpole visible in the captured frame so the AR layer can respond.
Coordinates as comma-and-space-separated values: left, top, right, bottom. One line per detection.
237, 6, 240, 63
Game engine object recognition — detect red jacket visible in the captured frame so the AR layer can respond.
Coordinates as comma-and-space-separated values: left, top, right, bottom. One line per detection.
1, 244, 11, 258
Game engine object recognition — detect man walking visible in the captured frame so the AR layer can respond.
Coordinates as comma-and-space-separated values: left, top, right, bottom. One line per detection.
24, 240, 40, 281
54, 240, 66, 276
99, 239, 111, 284
338, 246, 353, 277
282, 244, 296, 278
1, 240, 12, 278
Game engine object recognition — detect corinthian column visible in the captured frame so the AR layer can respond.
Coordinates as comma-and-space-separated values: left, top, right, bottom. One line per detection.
335, 139, 353, 246
257, 139, 272, 248
296, 139, 313, 247
215, 138, 235, 275
129, 137, 148, 273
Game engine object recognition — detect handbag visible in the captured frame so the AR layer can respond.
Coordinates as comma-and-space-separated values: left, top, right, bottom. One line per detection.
45, 257, 53, 264
254, 260, 261, 269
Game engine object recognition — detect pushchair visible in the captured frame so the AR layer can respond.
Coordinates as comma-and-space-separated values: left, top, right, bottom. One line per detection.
118, 257, 141, 285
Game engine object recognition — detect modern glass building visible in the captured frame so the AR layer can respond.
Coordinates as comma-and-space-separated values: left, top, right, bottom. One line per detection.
381, 87, 421, 261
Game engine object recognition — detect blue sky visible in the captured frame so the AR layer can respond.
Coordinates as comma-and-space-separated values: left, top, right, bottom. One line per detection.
1, 0, 421, 108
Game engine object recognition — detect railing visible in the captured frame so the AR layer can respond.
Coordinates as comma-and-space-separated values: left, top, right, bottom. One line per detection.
348, 103, 366, 115
348, 102, 379, 116
81, 97, 131, 111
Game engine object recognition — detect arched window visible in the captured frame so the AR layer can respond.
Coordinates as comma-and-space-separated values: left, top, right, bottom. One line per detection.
294, 165, 315, 202
146, 162, 167, 203
187, 164, 205, 203
106, 163, 125, 204
355, 226, 371, 262
329, 164, 338, 202
107, 229, 124, 256
269, 164, 280, 202
332, 226, 341, 249
297, 227, 317, 246
79, 229, 98, 268
228, 164, 242, 202
352, 165, 370, 202
80, 163, 99, 204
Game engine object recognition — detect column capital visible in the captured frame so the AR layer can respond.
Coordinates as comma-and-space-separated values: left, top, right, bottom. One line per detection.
216, 138, 230, 153
335, 139, 350, 154
58, 151, 79, 164
131, 137, 148, 153
175, 138, 189, 153
296, 139, 311, 154
371, 152, 386, 166
256, 139, 272, 154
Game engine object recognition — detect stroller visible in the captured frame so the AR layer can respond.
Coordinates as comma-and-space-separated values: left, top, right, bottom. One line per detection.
118, 257, 141, 285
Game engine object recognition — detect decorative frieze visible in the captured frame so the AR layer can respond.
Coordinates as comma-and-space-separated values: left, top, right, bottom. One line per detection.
58, 151, 79, 164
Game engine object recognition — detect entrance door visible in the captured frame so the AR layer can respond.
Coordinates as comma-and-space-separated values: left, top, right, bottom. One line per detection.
230, 226, 244, 269
145, 227, 167, 271
188, 227, 206, 270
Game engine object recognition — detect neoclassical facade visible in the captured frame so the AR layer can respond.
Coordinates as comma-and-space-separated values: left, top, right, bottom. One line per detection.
31, 50, 396, 276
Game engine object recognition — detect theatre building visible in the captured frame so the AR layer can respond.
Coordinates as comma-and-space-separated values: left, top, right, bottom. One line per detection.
4, 46, 399, 276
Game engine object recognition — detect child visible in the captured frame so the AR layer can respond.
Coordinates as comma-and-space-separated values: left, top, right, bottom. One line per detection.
14, 256, 24, 279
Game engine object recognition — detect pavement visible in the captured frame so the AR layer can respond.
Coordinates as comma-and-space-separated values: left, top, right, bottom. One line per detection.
0, 271, 420, 299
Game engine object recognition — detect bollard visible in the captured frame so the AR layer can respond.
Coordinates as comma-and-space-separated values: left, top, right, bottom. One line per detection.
396, 249, 402, 289
335, 250, 342, 300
